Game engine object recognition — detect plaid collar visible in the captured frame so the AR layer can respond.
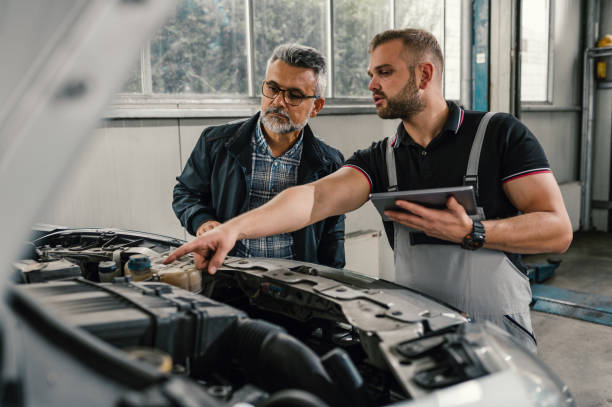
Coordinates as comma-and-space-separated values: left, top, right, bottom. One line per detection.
255, 116, 304, 159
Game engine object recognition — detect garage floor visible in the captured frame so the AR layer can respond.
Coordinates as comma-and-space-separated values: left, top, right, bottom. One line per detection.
525, 231, 612, 407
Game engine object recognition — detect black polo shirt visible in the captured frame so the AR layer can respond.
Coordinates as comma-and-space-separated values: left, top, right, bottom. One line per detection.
344, 101, 551, 269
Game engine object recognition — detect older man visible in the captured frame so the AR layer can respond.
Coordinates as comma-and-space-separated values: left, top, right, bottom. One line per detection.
172, 44, 345, 268
166, 29, 572, 352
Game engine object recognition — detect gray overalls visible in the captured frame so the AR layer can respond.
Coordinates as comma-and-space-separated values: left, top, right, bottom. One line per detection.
386, 112, 537, 353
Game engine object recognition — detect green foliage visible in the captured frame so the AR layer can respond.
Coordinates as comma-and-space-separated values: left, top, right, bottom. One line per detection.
151, 0, 248, 95
333, 0, 390, 97
396, 1, 443, 43
253, 0, 327, 94
139, 0, 457, 98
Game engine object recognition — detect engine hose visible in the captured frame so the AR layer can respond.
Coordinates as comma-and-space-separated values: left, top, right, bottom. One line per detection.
257, 389, 329, 407
230, 318, 344, 406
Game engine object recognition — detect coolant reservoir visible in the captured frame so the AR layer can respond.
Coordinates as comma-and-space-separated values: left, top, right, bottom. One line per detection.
158, 265, 202, 293
124, 254, 153, 282
159, 268, 188, 289
188, 268, 202, 293
123, 253, 202, 293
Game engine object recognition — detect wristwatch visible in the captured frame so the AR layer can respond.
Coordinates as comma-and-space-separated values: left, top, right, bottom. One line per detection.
462, 220, 486, 250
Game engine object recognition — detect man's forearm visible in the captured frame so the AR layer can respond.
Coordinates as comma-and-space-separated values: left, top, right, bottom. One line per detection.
482, 173, 573, 254
483, 211, 572, 254
223, 168, 370, 241
226, 183, 321, 240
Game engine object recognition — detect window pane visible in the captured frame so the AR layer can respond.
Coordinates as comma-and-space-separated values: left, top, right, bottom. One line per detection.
395, 1, 460, 100
150, 0, 247, 95
121, 63, 142, 93
253, 0, 327, 95
444, 0, 461, 100
395, 0, 444, 47
520, 0, 550, 102
333, 0, 391, 97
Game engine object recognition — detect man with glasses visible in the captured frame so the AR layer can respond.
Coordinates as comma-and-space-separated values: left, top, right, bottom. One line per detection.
172, 44, 345, 268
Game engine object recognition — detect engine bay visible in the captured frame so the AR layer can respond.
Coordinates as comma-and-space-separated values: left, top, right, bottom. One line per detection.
9, 227, 526, 406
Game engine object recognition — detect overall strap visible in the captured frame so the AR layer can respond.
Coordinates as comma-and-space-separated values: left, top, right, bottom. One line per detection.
463, 112, 496, 194
386, 135, 398, 192
464, 111, 497, 220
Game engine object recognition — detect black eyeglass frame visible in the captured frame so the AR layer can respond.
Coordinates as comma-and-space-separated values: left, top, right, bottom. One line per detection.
261, 81, 320, 106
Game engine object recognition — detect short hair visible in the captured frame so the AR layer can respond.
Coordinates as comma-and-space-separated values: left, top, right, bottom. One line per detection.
266, 44, 327, 96
369, 28, 444, 75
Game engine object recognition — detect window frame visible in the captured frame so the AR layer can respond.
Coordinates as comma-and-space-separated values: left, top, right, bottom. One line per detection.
108, 0, 465, 118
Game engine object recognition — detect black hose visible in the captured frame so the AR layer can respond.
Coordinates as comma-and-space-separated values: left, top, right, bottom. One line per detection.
257, 389, 329, 407
230, 319, 343, 406
321, 348, 370, 407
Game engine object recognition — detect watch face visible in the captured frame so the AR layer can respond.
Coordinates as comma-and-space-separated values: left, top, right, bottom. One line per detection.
470, 233, 485, 249
462, 234, 483, 250
462, 221, 485, 250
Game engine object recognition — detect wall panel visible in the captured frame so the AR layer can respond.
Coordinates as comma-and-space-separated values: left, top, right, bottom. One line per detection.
40, 119, 185, 240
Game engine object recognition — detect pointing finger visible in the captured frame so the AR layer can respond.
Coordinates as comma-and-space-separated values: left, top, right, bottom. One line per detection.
163, 239, 199, 264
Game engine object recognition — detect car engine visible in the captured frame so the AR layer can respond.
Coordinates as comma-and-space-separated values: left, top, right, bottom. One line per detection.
4, 227, 573, 407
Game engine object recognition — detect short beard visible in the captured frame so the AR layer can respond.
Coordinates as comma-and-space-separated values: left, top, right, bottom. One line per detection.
376, 73, 426, 120
261, 106, 311, 134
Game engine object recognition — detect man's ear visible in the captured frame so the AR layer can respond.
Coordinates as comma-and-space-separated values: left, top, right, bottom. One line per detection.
417, 62, 435, 89
310, 97, 325, 117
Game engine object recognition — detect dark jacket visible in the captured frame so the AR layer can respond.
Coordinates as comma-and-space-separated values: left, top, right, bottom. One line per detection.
173, 112, 346, 268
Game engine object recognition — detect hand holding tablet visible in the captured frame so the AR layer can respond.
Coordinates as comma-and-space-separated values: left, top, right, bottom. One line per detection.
369, 186, 478, 221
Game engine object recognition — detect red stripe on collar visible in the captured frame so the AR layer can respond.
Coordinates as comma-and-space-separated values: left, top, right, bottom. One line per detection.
456, 108, 464, 133
390, 133, 398, 148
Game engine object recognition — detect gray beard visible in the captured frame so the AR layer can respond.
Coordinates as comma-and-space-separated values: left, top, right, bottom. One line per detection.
376, 75, 426, 120
261, 106, 311, 134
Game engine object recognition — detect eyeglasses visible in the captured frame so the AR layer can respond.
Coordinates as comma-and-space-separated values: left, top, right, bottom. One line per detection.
262, 81, 319, 107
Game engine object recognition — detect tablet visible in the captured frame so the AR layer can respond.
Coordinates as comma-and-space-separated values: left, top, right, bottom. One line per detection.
369, 186, 477, 221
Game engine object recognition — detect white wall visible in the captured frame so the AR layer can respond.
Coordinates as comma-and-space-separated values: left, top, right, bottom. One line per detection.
41, 119, 185, 239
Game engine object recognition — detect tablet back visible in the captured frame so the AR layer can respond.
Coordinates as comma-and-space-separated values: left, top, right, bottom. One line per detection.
369, 186, 477, 221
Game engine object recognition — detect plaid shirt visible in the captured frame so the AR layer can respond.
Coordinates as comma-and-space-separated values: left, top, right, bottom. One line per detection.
239, 118, 303, 259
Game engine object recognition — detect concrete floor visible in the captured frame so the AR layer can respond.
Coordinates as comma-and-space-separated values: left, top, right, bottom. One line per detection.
525, 231, 612, 407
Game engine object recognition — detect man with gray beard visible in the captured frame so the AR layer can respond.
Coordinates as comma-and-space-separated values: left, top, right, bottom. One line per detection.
172, 44, 345, 268
166, 29, 572, 352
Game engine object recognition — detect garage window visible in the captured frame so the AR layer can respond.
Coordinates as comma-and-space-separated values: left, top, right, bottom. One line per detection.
520, 0, 552, 103
117, 0, 463, 108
